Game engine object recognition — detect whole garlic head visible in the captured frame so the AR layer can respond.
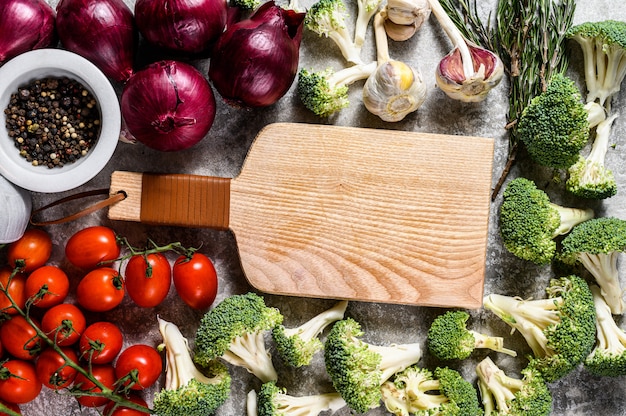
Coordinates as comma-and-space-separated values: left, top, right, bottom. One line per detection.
363, 60, 427, 122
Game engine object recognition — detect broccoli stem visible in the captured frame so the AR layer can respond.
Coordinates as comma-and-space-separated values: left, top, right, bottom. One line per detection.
476, 357, 525, 414
405, 378, 449, 409
368, 343, 422, 381
355, 0, 382, 48
578, 251, 625, 314
374, 10, 390, 63
587, 114, 618, 167
223, 331, 278, 382
283, 300, 348, 341
277, 392, 347, 413
471, 331, 517, 357
585, 101, 607, 128
550, 204, 595, 236
591, 285, 626, 354
328, 61, 378, 88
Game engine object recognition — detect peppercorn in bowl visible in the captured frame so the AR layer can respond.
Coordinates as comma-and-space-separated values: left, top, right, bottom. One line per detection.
0, 48, 120, 193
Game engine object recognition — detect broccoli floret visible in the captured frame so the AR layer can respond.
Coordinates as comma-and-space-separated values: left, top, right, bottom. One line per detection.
323, 317, 422, 413
584, 285, 626, 376
230, 0, 260, 10
381, 365, 483, 416
354, 0, 383, 48
566, 114, 618, 199
517, 73, 590, 169
560, 217, 626, 315
297, 62, 377, 117
193, 292, 283, 382
567, 20, 626, 111
253, 380, 347, 416
153, 317, 231, 416
483, 275, 597, 383
272, 300, 348, 367
475, 357, 552, 416
305, 0, 364, 64
499, 177, 594, 265
427, 310, 517, 361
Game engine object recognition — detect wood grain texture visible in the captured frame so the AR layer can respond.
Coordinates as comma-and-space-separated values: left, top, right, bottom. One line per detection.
230, 123, 494, 308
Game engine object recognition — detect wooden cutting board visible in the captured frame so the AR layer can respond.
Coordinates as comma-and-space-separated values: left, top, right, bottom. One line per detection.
108, 123, 494, 308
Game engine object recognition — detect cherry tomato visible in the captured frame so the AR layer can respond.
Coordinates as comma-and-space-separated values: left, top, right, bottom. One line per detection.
114, 344, 162, 391
24, 265, 70, 309
7, 229, 52, 274
0, 399, 21, 415
0, 267, 26, 315
0, 316, 43, 360
65, 226, 120, 270
103, 394, 150, 416
124, 253, 171, 308
0, 359, 42, 404
35, 347, 79, 389
79, 322, 124, 364
74, 364, 116, 408
41, 304, 86, 346
172, 252, 218, 310
76, 268, 125, 312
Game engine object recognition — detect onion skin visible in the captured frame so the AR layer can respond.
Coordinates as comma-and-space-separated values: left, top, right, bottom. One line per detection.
121, 60, 216, 152
56, 0, 137, 83
135, 0, 228, 55
0, 0, 56, 65
209, 1, 306, 108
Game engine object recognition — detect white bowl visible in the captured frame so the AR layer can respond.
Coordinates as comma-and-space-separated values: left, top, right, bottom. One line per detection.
0, 49, 120, 193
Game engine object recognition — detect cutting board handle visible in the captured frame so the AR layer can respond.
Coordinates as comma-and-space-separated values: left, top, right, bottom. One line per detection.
108, 171, 231, 229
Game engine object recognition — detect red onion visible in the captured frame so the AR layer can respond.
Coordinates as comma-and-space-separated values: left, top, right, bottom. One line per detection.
135, 0, 228, 55
208, 1, 305, 107
121, 61, 216, 152
56, 0, 137, 83
0, 0, 56, 65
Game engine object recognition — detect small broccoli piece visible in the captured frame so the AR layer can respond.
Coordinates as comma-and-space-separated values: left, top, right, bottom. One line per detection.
483, 275, 597, 383
193, 292, 283, 382
230, 0, 260, 10
305, 0, 364, 64
272, 300, 348, 368
297, 62, 377, 117
427, 310, 517, 361
583, 285, 626, 376
354, 0, 383, 48
475, 357, 552, 416
499, 177, 594, 265
153, 317, 231, 416
560, 217, 626, 315
255, 380, 347, 416
567, 114, 618, 199
567, 20, 626, 111
517, 73, 590, 169
381, 365, 483, 416
324, 317, 422, 413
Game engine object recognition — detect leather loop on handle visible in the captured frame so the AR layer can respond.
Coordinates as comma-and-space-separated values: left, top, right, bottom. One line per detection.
30, 189, 127, 226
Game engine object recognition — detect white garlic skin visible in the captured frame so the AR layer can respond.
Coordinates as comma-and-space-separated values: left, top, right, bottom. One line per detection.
385, 0, 431, 27
0, 175, 32, 243
363, 60, 427, 122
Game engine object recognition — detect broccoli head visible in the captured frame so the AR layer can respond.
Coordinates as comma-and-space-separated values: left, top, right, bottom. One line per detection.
323, 317, 422, 413
560, 216, 626, 315
153, 317, 231, 416
272, 300, 348, 368
476, 357, 552, 416
193, 292, 283, 382
381, 365, 483, 416
517, 73, 590, 169
254, 380, 347, 416
499, 177, 594, 265
483, 275, 597, 383
584, 285, 626, 376
427, 310, 517, 361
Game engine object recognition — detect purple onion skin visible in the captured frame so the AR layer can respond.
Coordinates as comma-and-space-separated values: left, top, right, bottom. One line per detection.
0, 0, 57, 65
209, 1, 306, 108
56, 0, 137, 83
121, 60, 216, 152
135, 0, 228, 55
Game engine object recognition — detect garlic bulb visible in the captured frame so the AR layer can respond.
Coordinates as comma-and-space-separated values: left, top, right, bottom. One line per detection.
0, 175, 32, 244
380, 0, 430, 41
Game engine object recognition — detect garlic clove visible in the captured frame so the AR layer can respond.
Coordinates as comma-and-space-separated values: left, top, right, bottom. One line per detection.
383, 19, 419, 42
0, 175, 32, 244
384, 0, 430, 27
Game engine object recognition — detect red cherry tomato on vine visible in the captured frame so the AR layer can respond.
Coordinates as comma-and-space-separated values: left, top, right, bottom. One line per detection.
0, 399, 21, 415
74, 364, 116, 408
172, 252, 218, 310
65, 226, 120, 270
35, 347, 79, 389
24, 265, 70, 308
76, 268, 125, 312
79, 322, 124, 364
41, 303, 86, 346
0, 359, 42, 404
114, 344, 162, 391
7, 229, 52, 273
0, 316, 43, 360
124, 253, 171, 308
0, 267, 26, 315
103, 394, 150, 416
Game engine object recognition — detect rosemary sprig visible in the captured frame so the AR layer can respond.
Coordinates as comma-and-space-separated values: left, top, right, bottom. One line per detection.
438, 0, 576, 199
